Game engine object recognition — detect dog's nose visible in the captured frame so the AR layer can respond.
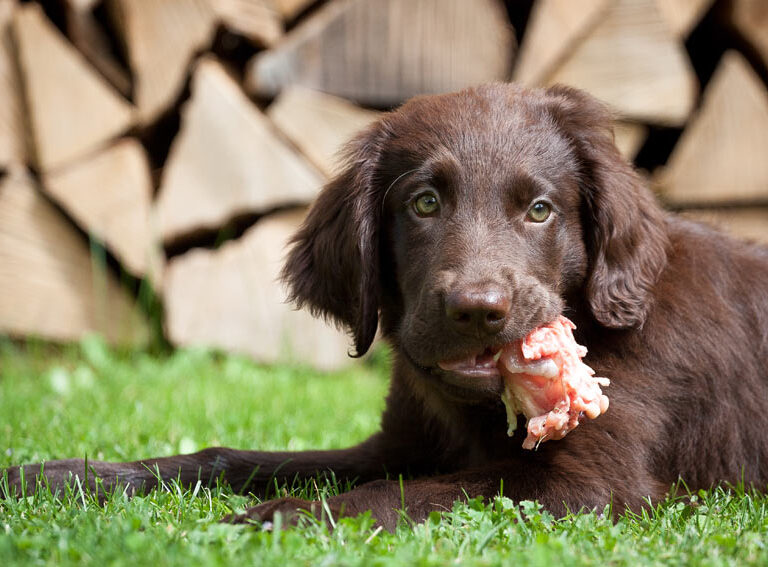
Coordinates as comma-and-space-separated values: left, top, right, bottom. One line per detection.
444, 287, 511, 335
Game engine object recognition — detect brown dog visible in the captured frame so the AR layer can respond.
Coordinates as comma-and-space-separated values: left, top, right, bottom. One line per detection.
6, 84, 768, 530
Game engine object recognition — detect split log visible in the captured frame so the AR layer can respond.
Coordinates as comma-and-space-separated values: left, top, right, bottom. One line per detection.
657, 51, 768, 205
43, 138, 164, 281
108, 0, 216, 124
655, 0, 714, 38
156, 58, 323, 245
66, 0, 100, 10
0, 170, 149, 345
272, 0, 315, 21
613, 121, 648, 161
163, 209, 353, 371
545, 0, 697, 126
13, 3, 133, 171
247, 0, 515, 105
65, 2, 132, 97
730, 0, 768, 68
212, 0, 283, 47
0, 0, 26, 169
513, 0, 611, 86
682, 208, 768, 245
267, 86, 379, 177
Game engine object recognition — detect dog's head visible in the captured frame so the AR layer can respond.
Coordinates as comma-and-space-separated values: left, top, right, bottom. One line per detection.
282, 84, 668, 398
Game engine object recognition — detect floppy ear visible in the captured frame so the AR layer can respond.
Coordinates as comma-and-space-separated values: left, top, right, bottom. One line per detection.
281, 121, 389, 357
546, 85, 669, 329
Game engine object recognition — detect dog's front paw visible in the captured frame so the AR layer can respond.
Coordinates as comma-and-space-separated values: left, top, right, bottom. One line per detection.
224, 497, 333, 528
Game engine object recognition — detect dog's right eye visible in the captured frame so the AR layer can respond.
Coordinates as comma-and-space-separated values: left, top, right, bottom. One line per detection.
413, 191, 440, 217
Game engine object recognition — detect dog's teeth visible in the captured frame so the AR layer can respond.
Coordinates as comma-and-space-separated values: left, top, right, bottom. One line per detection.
493, 349, 503, 363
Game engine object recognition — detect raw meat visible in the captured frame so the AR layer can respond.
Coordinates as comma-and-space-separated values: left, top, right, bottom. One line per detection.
498, 316, 609, 450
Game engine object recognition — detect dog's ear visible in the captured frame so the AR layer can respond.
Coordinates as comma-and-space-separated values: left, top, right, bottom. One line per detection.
281, 121, 389, 357
546, 85, 669, 329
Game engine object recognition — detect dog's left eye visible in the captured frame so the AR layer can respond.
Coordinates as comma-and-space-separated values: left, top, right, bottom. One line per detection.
413, 191, 440, 217
527, 201, 552, 223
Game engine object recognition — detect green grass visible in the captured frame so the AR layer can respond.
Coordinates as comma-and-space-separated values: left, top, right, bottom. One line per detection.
2, 336, 768, 566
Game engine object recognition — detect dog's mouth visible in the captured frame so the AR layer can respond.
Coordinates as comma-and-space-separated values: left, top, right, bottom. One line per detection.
436, 346, 503, 376
430, 345, 506, 395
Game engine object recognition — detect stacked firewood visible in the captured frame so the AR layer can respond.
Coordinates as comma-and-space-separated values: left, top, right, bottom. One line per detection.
0, 0, 766, 368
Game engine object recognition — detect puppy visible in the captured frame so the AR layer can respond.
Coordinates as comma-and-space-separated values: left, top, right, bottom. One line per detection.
6, 84, 768, 530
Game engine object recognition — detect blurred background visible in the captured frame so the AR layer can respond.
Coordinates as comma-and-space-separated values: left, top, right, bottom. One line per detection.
0, 0, 766, 370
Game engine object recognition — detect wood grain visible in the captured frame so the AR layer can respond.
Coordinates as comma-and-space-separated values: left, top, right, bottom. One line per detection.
513, 0, 611, 86
657, 51, 768, 205
213, 0, 283, 47
272, 0, 315, 21
43, 138, 164, 281
267, 86, 379, 177
163, 209, 354, 370
655, 0, 714, 38
545, 0, 697, 126
65, 3, 132, 97
109, 0, 216, 124
0, 0, 26, 169
13, 3, 133, 171
682, 208, 768, 245
730, 0, 768, 68
0, 170, 149, 345
156, 58, 323, 245
247, 0, 515, 105
613, 120, 648, 161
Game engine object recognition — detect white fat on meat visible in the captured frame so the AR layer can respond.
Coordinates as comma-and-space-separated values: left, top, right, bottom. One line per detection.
498, 316, 610, 450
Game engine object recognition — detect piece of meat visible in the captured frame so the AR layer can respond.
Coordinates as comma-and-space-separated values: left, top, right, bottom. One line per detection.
498, 316, 610, 450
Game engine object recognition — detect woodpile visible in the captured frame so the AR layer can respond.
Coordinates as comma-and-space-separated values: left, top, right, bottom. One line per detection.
0, 0, 766, 368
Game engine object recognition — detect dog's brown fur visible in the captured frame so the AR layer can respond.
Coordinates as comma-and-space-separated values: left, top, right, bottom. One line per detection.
6, 84, 768, 530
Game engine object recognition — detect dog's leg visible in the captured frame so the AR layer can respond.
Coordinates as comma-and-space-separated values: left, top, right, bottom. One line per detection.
1, 432, 420, 499
230, 446, 668, 531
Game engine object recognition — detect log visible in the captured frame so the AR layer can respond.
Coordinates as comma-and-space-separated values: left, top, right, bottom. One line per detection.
13, 3, 133, 171
108, 0, 216, 124
246, 0, 515, 105
657, 51, 768, 205
163, 209, 354, 371
43, 138, 164, 281
545, 0, 697, 126
0, 170, 149, 345
267, 86, 379, 177
655, 0, 714, 38
730, 0, 768, 68
682, 208, 768, 245
65, 2, 132, 97
272, 0, 315, 21
0, 0, 26, 169
66, 0, 99, 10
513, 0, 611, 86
212, 0, 283, 47
613, 120, 648, 161
156, 58, 323, 245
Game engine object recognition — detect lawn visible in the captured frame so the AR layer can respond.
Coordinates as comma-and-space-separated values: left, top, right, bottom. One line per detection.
2, 336, 768, 566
